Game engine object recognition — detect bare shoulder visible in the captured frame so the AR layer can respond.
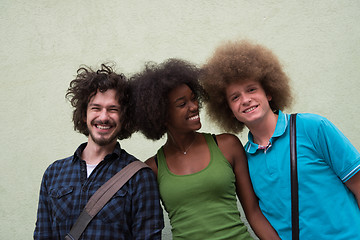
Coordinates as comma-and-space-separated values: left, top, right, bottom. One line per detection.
216, 133, 244, 149
215, 133, 245, 166
145, 156, 158, 175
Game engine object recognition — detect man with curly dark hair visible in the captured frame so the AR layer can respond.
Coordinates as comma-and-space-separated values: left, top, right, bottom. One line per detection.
34, 64, 164, 240
131, 58, 280, 240
200, 40, 360, 239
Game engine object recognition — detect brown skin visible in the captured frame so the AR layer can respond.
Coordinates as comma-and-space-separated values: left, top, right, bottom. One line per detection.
145, 133, 280, 240
146, 84, 280, 239
145, 132, 208, 176
345, 171, 360, 209
218, 133, 280, 240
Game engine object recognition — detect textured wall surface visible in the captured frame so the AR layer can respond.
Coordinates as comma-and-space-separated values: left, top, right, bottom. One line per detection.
1, 0, 359, 239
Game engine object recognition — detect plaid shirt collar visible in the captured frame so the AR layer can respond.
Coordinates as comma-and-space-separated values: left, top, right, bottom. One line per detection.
72, 142, 122, 163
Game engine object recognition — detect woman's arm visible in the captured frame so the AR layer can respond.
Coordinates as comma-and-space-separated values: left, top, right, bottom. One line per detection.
345, 171, 360, 209
217, 133, 280, 240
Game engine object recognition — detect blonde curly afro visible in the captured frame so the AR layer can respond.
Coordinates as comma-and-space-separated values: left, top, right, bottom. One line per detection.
200, 40, 293, 133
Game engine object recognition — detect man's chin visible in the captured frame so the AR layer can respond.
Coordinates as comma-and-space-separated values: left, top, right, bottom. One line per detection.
89, 133, 118, 146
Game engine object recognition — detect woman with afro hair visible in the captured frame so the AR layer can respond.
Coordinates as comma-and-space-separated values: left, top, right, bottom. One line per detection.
130, 58, 280, 240
200, 40, 360, 239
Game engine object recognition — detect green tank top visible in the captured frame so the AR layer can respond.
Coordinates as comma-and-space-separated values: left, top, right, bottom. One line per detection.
157, 133, 253, 240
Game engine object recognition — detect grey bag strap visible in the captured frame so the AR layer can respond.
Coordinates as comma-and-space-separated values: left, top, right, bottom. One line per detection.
290, 113, 299, 240
65, 160, 149, 240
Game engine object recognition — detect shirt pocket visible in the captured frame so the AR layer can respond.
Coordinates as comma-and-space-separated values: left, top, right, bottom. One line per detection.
49, 186, 74, 221
96, 187, 128, 223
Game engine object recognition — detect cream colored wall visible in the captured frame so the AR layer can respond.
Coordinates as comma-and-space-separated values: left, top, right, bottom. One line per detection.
1, 0, 359, 239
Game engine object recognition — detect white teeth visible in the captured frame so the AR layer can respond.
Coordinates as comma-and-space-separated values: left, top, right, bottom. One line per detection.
188, 115, 199, 120
244, 106, 257, 113
96, 125, 110, 130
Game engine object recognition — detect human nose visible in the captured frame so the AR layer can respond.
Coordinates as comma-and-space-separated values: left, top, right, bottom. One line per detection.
189, 100, 199, 111
98, 109, 110, 121
241, 93, 251, 105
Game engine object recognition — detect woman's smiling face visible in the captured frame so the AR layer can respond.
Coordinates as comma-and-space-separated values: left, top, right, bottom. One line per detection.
166, 84, 201, 134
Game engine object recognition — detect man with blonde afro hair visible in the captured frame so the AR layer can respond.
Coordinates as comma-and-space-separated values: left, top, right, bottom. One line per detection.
200, 40, 360, 239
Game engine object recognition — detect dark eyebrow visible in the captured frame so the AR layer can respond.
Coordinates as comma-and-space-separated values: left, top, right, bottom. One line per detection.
247, 83, 258, 88
227, 91, 238, 97
89, 103, 120, 108
109, 105, 121, 109
89, 103, 101, 107
174, 96, 186, 103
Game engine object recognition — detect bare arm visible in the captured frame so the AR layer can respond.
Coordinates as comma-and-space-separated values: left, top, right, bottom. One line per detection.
345, 171, 360, 209
217, 133, 280, 240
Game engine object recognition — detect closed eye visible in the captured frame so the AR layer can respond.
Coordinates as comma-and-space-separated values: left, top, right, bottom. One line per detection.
230, 94, 239, 102
109, 108, 119, 112
177, 102, 186, 108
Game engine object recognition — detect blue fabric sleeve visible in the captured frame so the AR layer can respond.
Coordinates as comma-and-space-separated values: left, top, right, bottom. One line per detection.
311, 115, 360, 182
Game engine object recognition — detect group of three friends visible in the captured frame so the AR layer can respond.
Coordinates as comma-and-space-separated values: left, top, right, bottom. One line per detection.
34, 40, 360, 239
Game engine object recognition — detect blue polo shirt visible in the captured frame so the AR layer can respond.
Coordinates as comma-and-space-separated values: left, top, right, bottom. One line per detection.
245, 111, 360, 239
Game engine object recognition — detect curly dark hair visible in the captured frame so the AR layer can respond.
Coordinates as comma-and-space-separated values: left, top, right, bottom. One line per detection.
65, 63, 134, 140
200, 40, 293, 133
130, 58, 207, 140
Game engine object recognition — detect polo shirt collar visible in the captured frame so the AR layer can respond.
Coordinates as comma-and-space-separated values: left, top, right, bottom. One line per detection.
245, 110, 288, 154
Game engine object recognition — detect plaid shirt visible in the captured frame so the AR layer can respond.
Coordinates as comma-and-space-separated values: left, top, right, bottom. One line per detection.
34, 142, 164, 240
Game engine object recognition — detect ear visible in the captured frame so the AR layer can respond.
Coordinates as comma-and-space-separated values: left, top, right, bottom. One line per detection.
267, 94, 272, 101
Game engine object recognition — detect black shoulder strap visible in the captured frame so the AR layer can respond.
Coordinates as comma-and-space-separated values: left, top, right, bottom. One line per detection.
290, 113, 299, 240
154, 155, 158, 167
212, 134, 218, 146
65, 161, 149, 240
